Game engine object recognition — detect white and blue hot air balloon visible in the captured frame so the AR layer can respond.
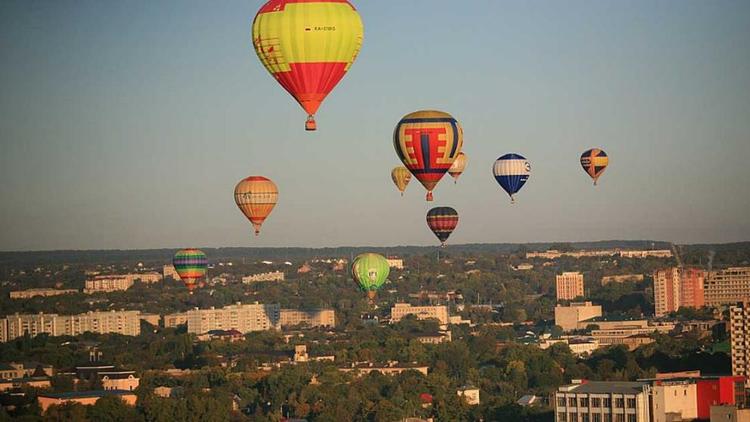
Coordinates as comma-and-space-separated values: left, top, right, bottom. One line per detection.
493, 153, 530, 203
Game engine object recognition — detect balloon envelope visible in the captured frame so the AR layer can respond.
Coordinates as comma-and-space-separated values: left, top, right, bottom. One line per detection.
580, 148, 609, 185
426, 207, 459, 246
493, 153, 530, 203
448, 152, 467, 183
393, 110, 463, 201
351, 253, 389, 299
173, 248, 208, 292
234, 176, 278, 235
252, 0, 364, 131
391, 166, 412, 196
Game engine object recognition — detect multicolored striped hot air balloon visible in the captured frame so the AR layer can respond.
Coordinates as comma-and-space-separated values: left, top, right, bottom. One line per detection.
493, 153, 530, 203
426, 207, 459, 247
448, 152, 467, 184
234, 176, 278, 236
580, 148, 609, 185
393, 110, 463, 201
391, 166, 412, 196
252, 0, 364, 131
351, 253, 389, 300
173, 249, 208, 293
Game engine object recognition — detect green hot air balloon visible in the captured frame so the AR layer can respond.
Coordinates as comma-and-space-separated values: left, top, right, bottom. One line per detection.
351, 253, 390, 300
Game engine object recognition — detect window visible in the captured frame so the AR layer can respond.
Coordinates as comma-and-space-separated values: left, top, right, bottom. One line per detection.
582, 414, 590, 422
558, 412, 567, 422
615, 398, 625, 408
593, 415, 602, 422
570, 398, 577, 407
592, 398, 601, 408
614, 415, 625, 422
603, 398, 612, 407
603, 414, 612, 422
558, 397, 566, 407
626, 398, 636, 408
580, 398, 590, 407
569, 413, 577, 422
627, 415, 636, 422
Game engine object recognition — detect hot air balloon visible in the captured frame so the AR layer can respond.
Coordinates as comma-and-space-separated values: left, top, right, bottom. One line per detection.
580, 148, 609, 185
393, 110, 463, 201
391, 166, 412, 196
351, 253, 389, 300
426, 207, 459, 247
493, 153, 530, 203
448, 152, 467, 183
173, 248, 208, 293
234, 176, 278, 236
252, 0, 364, 131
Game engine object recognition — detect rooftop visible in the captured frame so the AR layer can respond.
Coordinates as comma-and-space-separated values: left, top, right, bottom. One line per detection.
560, 381, 648, 394
39, 390, 136, 399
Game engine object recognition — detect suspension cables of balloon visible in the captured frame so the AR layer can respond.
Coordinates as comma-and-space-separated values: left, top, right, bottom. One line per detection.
234, 176, 278, 236
173, 249, 208, 294
252, 0, 364, 131
351, 253, 389, 301
580, 148, 609, 185
493, 153, 531, 204
393, 110, 464, 201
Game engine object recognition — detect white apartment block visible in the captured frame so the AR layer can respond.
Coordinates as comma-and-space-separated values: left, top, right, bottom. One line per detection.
556, 272, 585, 301
83, 273, 162, 294
242, 271, 285, 284
555, 302, 602, 332
390, 303, 449, 325
730, 301, 750, 381
0, 310, 141, 342
554, 381, 650, 422
705, 267, 750, 307
386, 258, 404, 269
186, 303, 280, 334
279, 309, 335, 328
163, 312, 189, 328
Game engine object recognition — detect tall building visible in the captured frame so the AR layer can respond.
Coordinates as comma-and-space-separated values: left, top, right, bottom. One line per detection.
390, 303, 449, 325
653, 267, 705, 317
554, 381, 651, 422
0, 310, 141, 342
554, 301, 602, 332
186, 302, 280, 334
730, 301, 750, 383
556, 272, 584, 301
279, 309, 335, 328
705, 267, 750, 307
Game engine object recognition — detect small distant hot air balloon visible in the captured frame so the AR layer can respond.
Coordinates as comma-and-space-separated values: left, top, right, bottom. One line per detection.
448, 152, 467, 184
391, 166, 412, 196
580, 148, 609, 185
426, 207, 459, 247
252, 0, 364, 131
234, 176, 278, 236
393, 110, 463, 201
173, 249, 208, 294
493, 153, 530, 203
351, 253, 389, 300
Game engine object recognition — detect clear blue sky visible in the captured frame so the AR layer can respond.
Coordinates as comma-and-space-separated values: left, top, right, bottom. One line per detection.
1, 0, 749, 251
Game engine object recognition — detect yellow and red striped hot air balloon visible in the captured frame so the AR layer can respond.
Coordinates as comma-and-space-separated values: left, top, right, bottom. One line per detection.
234, 176, 279, 236
391, 166, 412, 196
252, 0, 364, 131
448, 152, 467, 184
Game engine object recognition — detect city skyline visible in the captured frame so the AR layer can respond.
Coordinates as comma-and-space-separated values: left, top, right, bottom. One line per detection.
2, 0, 750, 251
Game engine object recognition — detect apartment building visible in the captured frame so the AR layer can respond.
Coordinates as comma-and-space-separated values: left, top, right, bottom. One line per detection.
0, 310, 141, 342
186, 302, 280, 334
242, 271, 285, 284
163, 312, 189, 328
390, 303, 449, 325
9, 288, 78, 299
601, 274, 644, 286
555, 302, 602, 332
279, 309, 335, 328
730, 301, 750, 382
83, 273, 162, 294
556, 272, 585, 301
386, 258, 404, 269
163, 265, 179, 280
705, 267, 750, 307
554, 381, 650, 422
653, 267, 705, 317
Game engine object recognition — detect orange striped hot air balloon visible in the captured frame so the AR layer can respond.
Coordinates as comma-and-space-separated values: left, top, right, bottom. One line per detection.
234, 176, 278, 236
252, 0, 364, 131
391, 166, 412, 196
448, 152, 467, 183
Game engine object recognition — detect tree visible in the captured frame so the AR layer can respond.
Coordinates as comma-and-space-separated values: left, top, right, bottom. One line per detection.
87, 396, 142, 422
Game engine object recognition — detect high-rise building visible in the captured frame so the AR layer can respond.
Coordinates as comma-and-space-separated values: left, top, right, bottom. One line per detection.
0, 310, 141, 342
556, 272, 584, 301
653, 267, 705, 317
390, 303, 449, 325
554, 301, 602, 331
730, 301, 750, 383
705, 267, 750, 307
186, 303, 280, 334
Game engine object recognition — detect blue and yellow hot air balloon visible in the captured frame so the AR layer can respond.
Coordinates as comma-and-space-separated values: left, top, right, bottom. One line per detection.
493, 153, 530, 203
580, 148, 609, 185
